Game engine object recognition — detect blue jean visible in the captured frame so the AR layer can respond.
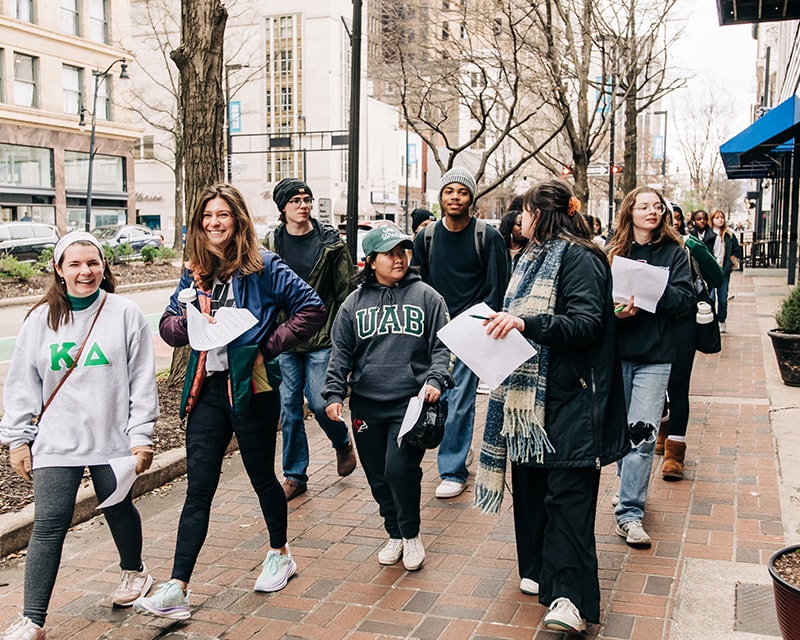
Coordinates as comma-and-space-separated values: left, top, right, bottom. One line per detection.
711, 272, 730, 322
279, 349, 350, 484
438, 357, 479, 483
615, 361, 671, 525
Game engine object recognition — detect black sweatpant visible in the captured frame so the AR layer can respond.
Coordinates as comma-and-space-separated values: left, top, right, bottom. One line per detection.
348, 393, 425, 539
511, 464, 601, 623
667, 315, 696, 438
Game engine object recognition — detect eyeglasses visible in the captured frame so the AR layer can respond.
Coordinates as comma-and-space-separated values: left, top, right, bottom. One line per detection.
287, 197, 313, 206
632, 203, 665, 214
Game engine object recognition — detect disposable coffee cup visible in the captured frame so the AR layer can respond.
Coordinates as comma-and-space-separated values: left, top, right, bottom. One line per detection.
696, 301, 713, 325
178, 288, 197, 314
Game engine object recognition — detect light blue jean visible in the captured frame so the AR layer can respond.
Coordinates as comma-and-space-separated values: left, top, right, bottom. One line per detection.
710, 272, 730, 323
279, 349, 350, 485
438, 357, 479, 484
615, 361, 671, 525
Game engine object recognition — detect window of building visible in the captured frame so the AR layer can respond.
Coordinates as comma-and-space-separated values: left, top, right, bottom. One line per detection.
64, 150, 124, 192
278, 15, 292, 38
265, 90, 271, 113
279, 50, 292, 74
60, 0, 80, 35
62, 65, 82, 116
95, 74, 110, 120
0, 143, 53, 188
0, 50, 4, 103
14, 53, 38, 108
134, 136, 154, 159
280, 87, 292, 111
89, 0, 109, 44
14, 0, 34, 22
442, 22, 449, 39
461, 22, 467, 38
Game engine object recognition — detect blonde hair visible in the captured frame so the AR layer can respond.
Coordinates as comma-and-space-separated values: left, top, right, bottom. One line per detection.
607, 187, 682, 260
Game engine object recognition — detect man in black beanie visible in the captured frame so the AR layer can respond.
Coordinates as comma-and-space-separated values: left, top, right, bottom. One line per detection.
411, 208, 436, 236
266, 178, 356, 500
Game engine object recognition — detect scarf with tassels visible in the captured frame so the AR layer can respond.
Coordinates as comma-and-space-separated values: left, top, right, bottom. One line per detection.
473, 238, 568, 514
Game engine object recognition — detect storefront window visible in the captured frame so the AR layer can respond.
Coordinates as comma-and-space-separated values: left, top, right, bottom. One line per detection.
64, 150, 125, 192
0, 143, 53, 188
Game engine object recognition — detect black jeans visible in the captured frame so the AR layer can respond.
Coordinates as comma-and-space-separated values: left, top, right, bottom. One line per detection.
171, 374, 284, 583
26, 465, 143, 627
511, 464, 601, 623
349, 393, 425, 539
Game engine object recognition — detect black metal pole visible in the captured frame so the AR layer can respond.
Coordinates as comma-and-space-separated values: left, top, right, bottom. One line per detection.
404, 125, 409, 233
608, 73, 616, 225
345, 0, 362, 264
225, 65, 233, 182
85, 72, 100, 232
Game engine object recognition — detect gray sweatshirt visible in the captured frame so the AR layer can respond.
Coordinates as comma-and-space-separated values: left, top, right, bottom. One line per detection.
323, 271, 452, 405
1, 292, 158, 468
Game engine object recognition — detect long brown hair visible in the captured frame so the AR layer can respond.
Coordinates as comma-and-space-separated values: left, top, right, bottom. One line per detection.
186, 183, 263, 290
27, 240, 116, 330
606, 186, 682, 260
521, 179, 606, 260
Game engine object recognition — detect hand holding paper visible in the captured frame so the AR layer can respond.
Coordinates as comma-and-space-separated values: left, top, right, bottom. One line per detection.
186, 304, 258, 350
610, 256, 669, 314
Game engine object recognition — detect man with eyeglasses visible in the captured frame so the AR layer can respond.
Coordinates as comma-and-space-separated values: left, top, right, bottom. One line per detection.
266, 178, 356, 501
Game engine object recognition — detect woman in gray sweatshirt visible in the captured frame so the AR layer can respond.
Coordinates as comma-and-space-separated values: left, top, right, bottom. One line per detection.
323, 226, 452, 572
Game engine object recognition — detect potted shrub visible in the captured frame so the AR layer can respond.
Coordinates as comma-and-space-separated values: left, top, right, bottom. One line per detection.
768, 545, 800, 640
768, 286, 800, 386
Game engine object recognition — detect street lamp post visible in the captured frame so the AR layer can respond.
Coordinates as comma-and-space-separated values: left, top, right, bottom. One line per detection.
654, 110, 668, 189
81, 58, 128, 232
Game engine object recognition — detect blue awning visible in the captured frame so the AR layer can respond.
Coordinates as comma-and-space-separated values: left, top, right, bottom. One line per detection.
720, 95, 800, 179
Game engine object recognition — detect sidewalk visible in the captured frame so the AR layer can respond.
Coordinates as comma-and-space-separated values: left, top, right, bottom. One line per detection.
0, 269, 798, 640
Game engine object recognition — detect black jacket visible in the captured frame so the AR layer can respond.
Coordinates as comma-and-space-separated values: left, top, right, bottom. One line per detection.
615, 240, 694, 364
520, 243, 629, 469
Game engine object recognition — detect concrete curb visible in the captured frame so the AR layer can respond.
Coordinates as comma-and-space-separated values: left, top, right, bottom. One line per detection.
0, 446, 190, 558
0, 279, 180, 309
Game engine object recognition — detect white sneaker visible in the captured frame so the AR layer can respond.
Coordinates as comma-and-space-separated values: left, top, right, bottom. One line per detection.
544, 597, 587, 633
378, 538, 403, 565
435, 479, 466, 499
520, 577, 539, 595
611, 492, 620, 506
402, 535, 425, 571
719, 321, 727, 333
476, 383, 491, 395
112, 563, 153, 607
1, 615, 45, 640
616, 520, 652, 547
465, 447, 475, 467
254, 547, 297, 592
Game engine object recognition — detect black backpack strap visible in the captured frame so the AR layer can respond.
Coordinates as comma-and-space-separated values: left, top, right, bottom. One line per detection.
474, 219, 486, 268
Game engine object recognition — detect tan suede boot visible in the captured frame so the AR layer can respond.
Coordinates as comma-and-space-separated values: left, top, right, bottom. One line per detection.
662, 439, 686, 480
654, 418, 670, 456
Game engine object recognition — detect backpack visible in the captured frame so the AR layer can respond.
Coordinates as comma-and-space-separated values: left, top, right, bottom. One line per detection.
423, 218, 487, 268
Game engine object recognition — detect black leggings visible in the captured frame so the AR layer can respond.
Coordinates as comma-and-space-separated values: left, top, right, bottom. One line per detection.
667, 316, 696, 438
171, 374, 284, 583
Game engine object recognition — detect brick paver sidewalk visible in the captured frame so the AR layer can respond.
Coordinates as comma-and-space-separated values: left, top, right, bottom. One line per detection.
0, 270, 792, 639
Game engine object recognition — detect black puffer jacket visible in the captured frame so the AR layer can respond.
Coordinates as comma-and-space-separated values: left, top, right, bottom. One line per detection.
519, 242, 629, 469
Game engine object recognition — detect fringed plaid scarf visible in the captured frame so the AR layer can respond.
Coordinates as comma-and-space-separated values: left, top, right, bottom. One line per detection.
474, 238, 568, 514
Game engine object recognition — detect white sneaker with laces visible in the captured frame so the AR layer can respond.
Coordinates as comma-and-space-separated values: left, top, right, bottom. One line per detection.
133, 581, 191, 620
435, 479, 466, 499
112, 564, 153, 607
254, 547, 297, 592
616, 520, 652, 547
544, 597, 587, 633
402, 535, 425, 571
1, 615, 45, 640
519, 577, 539, 595
378, 538, 403, 565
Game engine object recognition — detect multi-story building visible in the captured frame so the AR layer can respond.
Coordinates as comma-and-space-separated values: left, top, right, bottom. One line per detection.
0, 0, 138, 232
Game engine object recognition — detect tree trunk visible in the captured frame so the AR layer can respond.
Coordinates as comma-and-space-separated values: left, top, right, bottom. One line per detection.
621, 78, 638, 195
166, 0, 227, 389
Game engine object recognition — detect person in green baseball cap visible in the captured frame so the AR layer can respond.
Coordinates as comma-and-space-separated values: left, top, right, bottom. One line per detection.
360, 225, 414, 260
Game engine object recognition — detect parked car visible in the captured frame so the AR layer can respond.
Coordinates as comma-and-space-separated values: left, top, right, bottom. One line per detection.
0, 221, 61, 262
92, 224, 163, 257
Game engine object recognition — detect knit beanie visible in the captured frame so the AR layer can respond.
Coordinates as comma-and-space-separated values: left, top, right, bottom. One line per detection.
273, 178, 314, 212
411, 208, 436, 232
438, 167, 476, 205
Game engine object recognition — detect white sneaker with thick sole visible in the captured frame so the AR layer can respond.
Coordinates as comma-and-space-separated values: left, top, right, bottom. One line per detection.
616, 520, 652, 547
402, 535, 425, 571
378, 538, 403, 565
112, 564, 153, 608
435, 479, 466, 499
544, 597, 587, 633
1, 615, 45, 640
520, 577, 539, 595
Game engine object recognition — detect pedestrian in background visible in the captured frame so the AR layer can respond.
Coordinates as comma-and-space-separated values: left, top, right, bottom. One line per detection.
265, 178, 356, 502
690, 210, 723, 264
498, 208, 528, 268
671, 204, 686, 235
1, 232, 159, 640
323, 226, 453, 571
411, 167, 509, 499
411, 208, 436, 236
135, 183, 325, 620
709, 209, 742, 333
474, 179, 628, 634
606, 187, 693, 548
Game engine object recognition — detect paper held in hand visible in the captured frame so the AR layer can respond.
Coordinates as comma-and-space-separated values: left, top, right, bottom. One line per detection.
186, 304, 258, 350
610, 256, 669, 314
437, 302, 537, 391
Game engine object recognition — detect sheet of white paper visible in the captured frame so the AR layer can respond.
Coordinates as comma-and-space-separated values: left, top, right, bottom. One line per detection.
397, 386, 426, 447
96, 456, 138, 509
437, 303, 537, 390
611, 256, 670, 314
186, 304, 258, 350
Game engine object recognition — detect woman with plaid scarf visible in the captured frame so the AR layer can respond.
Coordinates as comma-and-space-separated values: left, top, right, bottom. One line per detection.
474, 179, 628, 634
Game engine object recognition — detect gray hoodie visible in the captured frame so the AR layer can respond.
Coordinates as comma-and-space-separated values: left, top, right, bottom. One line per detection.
323, 271, 453, 405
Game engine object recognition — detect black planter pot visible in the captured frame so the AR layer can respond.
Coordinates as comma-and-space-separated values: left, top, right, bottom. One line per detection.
768, 545, 800, 640
768, 329, 800, 386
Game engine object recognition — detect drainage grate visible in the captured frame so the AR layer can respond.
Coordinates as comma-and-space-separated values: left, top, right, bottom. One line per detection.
735, 582, 781, 636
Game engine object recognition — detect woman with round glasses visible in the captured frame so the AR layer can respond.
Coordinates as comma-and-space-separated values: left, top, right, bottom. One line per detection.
605, 187, 693, 548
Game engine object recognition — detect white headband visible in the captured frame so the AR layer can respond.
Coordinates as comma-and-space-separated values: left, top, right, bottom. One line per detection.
53, 231, 106, 265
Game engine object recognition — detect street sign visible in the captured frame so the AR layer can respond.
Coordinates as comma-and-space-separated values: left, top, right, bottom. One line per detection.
587, 164, 608, 177
317, 198, 332, 224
